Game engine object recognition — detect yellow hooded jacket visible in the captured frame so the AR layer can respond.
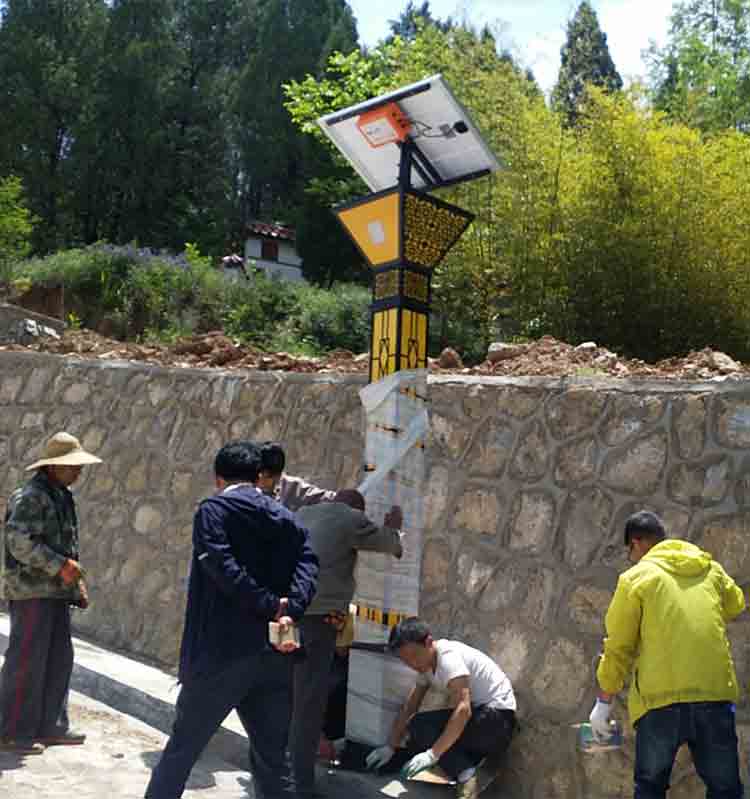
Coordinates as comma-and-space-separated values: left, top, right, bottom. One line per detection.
597, 539, 745, 724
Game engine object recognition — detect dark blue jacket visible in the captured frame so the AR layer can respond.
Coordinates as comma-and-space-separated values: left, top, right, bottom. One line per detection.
178, 485, 319, 683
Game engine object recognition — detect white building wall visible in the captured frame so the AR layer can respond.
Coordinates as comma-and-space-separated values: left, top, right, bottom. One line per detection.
243, 236, 305, 283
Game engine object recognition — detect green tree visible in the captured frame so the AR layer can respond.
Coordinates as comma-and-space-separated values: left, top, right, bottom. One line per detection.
0, 176, 35, 274
387, 1, 452, 41
0, 0, 108, 251
647, 0, 750, 132
552, 1, 623, 126
229, 0, 358, 237
92, 0, 185, 248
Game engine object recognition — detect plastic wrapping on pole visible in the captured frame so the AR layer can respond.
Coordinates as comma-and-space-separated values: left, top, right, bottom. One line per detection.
344, 369, 429, 746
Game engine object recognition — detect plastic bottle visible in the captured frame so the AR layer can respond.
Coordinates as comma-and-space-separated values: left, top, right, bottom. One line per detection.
575, 720, 623, 752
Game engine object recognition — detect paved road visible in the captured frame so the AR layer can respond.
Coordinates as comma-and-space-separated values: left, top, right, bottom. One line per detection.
0, 690, 452, 799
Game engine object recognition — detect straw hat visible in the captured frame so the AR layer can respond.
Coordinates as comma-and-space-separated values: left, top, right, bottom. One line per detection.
26, 432, 103, 471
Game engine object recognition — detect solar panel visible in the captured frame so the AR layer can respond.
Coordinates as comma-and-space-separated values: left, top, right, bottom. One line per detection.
318, 74, 502, 194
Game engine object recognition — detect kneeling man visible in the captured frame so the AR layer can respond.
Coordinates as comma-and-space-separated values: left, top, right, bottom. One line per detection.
367, 617, 516, 799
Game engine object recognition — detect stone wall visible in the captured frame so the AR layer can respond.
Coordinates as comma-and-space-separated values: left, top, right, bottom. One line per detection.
3, 350, 750, 798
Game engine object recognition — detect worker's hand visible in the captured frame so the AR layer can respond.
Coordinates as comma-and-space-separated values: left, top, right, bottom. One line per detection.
323, 610, 347, 631
275, 597, 289, 621
401, 749, 437, 779
59, 558, 82, 586
589, 698, 612, 741
384, 505, 403, 529
365, 744, 395, 771
73, 579, 90, 610
272, 616, 300, 654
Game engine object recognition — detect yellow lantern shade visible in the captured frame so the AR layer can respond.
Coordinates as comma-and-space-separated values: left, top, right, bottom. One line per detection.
335, 188, 473, 271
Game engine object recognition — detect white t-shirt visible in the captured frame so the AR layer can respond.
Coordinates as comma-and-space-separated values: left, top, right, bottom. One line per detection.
417, 639, 516, 711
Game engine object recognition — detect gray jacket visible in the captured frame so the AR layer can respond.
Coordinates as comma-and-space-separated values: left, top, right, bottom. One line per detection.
297, 502, 403, 615
277, 474, 336, 511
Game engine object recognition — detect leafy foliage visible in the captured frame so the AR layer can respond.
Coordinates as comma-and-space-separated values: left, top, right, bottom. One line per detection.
647, 0, 750, 132
0, 176, 35, 278
552, 2, 623, 126
6, 243, 372, 355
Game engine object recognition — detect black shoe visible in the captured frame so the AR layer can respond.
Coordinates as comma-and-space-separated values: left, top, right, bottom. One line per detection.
36, 729, 86, 746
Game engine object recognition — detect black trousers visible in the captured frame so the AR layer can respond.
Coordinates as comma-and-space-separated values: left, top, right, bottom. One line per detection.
145, 651, 295, 799
408, 705, 516, 780
0, 598, 73, 740
289, 615, 338, 797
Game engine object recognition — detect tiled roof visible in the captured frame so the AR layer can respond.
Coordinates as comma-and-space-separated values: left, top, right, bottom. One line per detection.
247, 221, 296, 241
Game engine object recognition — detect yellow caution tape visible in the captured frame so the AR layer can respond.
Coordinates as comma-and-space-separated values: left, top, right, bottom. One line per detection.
354, 604, 408, 628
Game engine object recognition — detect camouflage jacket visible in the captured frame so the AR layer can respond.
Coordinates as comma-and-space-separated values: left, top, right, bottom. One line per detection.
1, 470, 82, 601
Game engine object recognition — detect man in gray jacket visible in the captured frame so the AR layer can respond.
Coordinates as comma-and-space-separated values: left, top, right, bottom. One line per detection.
1, 432, 102, 754
257, 442, 336, 511
290, 490, 403, 799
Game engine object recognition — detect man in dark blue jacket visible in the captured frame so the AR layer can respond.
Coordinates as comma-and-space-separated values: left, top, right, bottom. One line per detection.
145, 441, 319, 799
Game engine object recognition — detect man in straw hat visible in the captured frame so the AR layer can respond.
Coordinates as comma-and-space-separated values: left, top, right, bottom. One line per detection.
0, 431, 101, 755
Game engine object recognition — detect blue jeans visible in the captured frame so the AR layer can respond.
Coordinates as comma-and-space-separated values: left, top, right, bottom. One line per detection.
634, 702, 742, 799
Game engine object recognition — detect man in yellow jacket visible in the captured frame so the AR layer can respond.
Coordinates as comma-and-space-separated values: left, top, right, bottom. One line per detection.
591, 510, 745, 799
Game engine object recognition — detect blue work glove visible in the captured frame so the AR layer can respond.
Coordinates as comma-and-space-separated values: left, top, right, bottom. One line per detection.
400, 748, 438, 779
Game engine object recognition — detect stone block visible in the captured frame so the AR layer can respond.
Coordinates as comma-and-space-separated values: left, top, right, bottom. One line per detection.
0, 375, 24, 404
735, 456, 750, 508
667, 456, 732, 507
601, 432, 668, 496
478, 563, 522, 613
456, 551, 495, 599
579, 739, 633, 799
509, 420, 550, 482
715, 396, 750, 449
421, 539, 452, 594
561, 487, 615, 569
462, 384, 491, 420
19, 367, 56, 403
488, 623, 532, 684
497, 386, 544, 419
467, 418, 515, 477
62, 382, 92, 405
125, 460, 149, 494
508, 489, 556, 554
521, 566, 558, 625
453, 488, 502, 536
697, 513, 750, 582
532, 767, 576, 799
568, 584, 612, 635
431, 411, 470, 460
133, 503, 165, 535
531, 638, 589, 716
672, 395, 707, 459
554, 435, 599, 486
600, 394, 666, 446
546, 387, 609, 440
174, 423, 224, 463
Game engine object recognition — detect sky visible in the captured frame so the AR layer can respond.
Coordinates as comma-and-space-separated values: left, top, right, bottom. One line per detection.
346, 0, 678, 94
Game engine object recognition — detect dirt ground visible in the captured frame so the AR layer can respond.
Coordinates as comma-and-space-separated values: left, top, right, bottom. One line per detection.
2, 328, 748, 381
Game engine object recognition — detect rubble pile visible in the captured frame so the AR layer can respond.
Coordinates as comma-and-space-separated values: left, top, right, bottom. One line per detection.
2, 328, 749, 380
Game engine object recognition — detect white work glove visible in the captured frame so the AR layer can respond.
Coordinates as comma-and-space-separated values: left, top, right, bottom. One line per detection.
589, 698, 612, 741
365, 744, 395, 771
401, 748, 438, 779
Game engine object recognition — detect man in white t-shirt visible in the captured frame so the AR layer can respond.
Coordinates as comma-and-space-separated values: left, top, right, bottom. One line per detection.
365, 617, 516, 799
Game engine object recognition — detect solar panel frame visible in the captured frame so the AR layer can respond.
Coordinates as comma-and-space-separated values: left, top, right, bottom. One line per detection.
318, 74, 502, 193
